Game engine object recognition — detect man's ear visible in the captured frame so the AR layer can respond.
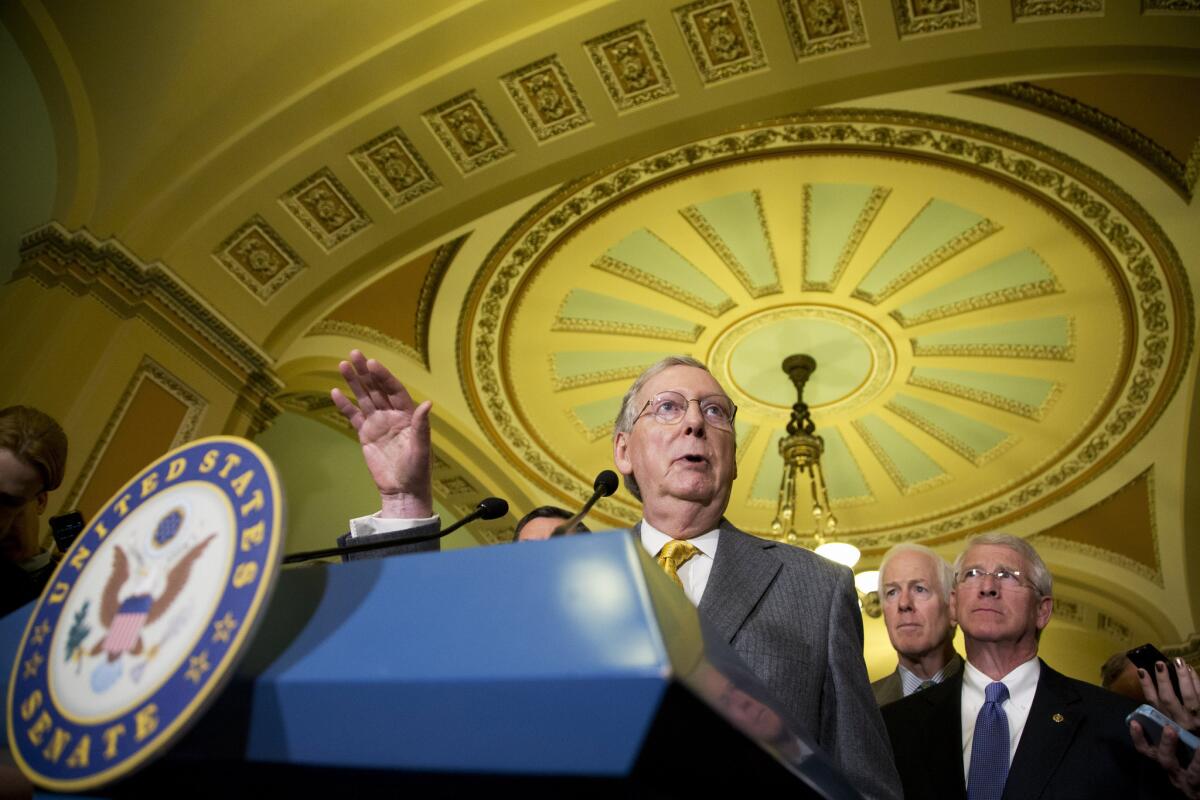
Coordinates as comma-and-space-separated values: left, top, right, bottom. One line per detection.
35, 490, 48, 515
948, 588, 958, 626
613, 431, 632, 476
1035, 595, 1053, 631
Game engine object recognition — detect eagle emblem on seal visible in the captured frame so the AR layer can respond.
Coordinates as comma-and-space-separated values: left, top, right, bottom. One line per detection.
80, 509, 214, 692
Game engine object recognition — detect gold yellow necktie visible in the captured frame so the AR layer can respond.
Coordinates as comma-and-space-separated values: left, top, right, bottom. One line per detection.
656, 539, 700, 587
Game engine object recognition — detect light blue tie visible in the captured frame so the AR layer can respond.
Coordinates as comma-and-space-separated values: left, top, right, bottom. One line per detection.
967, 681, 1010, 800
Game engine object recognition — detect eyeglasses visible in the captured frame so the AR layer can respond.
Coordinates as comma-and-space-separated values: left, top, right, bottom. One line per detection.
956, 567, 1035, 591
635, 391, 737, 431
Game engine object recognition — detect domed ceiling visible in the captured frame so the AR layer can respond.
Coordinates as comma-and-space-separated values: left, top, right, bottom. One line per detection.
4, 0, 1199, 672
460, 110, 1192, 550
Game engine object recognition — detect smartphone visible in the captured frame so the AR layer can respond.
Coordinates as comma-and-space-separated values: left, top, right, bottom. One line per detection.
1128, 642, 1183, 702
1128, 703, 1199, 766
49, 510, 86, 552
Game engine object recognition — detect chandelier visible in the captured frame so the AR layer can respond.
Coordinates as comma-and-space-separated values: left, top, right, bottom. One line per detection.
771, 355, 860, 569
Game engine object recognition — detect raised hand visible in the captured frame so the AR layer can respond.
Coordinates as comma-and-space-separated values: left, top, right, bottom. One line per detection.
330, 350, 433, 518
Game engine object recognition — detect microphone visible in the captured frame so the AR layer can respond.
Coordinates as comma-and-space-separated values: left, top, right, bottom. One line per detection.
551, 470, 619, 537
283, 497, 510, 564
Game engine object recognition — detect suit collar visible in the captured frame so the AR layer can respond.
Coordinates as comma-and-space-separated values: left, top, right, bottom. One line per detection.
696, 521, 781, 642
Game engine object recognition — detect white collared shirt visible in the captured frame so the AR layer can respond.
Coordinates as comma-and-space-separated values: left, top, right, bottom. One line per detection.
638, 520, 720, 606
348, 512, 439, 538
960, 656, 1041, 779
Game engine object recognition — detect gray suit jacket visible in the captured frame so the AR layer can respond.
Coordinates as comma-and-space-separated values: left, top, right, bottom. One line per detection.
688, 520, 902, 800
872, 652, 963, 706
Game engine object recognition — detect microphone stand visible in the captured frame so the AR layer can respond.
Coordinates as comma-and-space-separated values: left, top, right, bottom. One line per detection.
551, 471, 619, 537
283, 498, 508, 564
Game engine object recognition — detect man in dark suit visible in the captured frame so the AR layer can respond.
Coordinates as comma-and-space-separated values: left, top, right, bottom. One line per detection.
871, 543, 962, 706
882, 533, 1171, 799
331, 351, 901, 800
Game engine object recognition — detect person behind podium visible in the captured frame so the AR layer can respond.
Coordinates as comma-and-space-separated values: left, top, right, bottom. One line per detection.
331, 350, 900, 799
1, 405, 69, 616
514, 505, 589, 541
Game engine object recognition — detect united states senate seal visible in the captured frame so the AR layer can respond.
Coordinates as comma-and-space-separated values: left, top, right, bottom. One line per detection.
5, 436, 284, 791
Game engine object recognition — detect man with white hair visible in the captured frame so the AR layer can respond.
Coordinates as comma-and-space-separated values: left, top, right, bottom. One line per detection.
871, 543, 962, 706
332, 351, 901, 800
882, 533, 1169, 799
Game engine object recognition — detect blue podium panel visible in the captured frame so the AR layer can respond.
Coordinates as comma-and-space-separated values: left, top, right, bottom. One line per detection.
238, 531, 684, 775
7, 529, 862, 797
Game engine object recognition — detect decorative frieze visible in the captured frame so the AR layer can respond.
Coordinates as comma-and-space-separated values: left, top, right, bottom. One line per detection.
422, 91, 513, 174
673, 0, 768, 84
892, 0, 980, 37
349, 128, 440, 210
585, 22, 676, 112
778, 0, 868, 58
213, 215, 305, 302
280, 168, 372, 251
502, 55, 591, 142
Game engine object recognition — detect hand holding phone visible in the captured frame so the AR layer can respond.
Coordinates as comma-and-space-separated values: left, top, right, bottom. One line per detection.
1130, 645, 1200, 737
1128, 703, 1199, 767
1129, 643, 1183, 702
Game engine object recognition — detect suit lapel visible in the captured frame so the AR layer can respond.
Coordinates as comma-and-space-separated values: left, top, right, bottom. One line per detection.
922, 672, 968, 797
697, 522, 781, 643
1002, 661, 1082, 800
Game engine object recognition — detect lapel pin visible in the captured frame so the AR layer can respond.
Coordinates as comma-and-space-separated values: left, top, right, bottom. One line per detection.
1052, 713, 1065, 723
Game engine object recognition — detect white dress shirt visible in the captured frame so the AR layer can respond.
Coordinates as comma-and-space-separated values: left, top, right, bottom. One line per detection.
638, 520, 720, 606
347, 512, 439, 538
960, 656, 1041, 779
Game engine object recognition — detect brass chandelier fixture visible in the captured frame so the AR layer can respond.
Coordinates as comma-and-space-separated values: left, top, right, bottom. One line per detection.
771, 355, 861, 569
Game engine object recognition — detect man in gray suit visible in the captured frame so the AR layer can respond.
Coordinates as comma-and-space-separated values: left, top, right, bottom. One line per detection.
332, 351, 901, 799
871, 543, 963, 706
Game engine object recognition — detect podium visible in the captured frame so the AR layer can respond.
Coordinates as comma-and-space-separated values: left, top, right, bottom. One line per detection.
3, 530, 861, 798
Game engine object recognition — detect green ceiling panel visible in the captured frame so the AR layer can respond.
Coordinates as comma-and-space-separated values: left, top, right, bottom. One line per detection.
554, 289, 703, 341
855, 199, 995, 302
805, 184, 885, 292
570, 395, 623, 441
597, 229, 733, 315
750, 430, 785, 501
887, 393, 1011, 465
682, 191, 780, 295
893, 249, 1058, 325
735, 422, 758, 458
854, 414, 946, 493
908, 367, 1058, 419
912, 316, 1073, 358
822, 427, 872, 502
551, 350, 676, 389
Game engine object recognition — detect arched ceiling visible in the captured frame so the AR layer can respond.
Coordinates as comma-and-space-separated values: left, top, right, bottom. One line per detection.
5, 0, 1200, 667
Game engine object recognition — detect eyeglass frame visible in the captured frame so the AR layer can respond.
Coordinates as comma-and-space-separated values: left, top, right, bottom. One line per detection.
633, 391, 738, 431
955, 566, 1039, 593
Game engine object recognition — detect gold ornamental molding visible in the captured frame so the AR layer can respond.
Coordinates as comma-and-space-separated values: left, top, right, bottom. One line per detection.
974, 82, 1200, 202
458, 109, 1193, 544
17, 223, 283, 420
60, 356, 206, 516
